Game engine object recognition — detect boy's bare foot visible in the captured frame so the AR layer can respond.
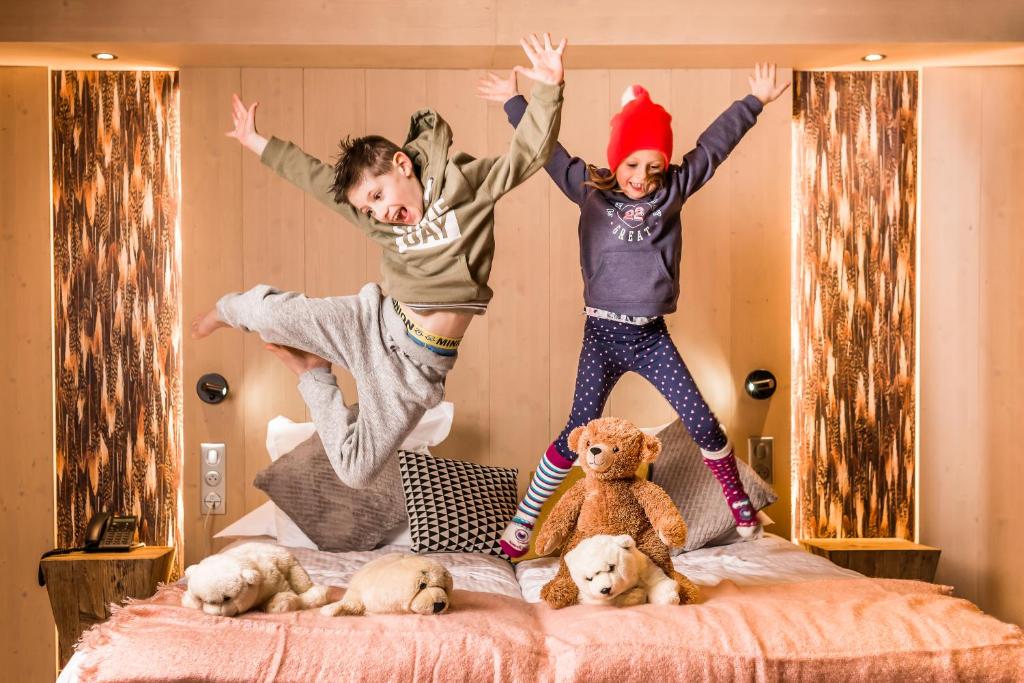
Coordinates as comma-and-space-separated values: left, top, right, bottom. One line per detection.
191, 308, 228, 339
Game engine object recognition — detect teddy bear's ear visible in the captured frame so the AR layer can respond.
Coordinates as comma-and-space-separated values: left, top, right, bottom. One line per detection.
615, 535, 636, 549
641, 433, 662, 463
184, 565, 195, 579
241, 568, 260, 585
567, 425, 587, 454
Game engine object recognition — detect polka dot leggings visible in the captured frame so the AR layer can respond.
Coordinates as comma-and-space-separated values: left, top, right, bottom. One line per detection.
499, 314, 759, 558
552, 315, 727, 460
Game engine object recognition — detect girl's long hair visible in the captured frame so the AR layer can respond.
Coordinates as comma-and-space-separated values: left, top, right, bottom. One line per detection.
583, 164, 665, 195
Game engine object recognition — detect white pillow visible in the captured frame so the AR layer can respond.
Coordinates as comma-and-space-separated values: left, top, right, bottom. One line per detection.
398, 401, 454, 452
265, 401, 455, 458
214, 501, 276, 539
638, 420, 675, 436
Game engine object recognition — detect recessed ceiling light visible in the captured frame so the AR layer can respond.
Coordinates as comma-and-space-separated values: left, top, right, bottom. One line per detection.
862, 53, 886, 62
92, 52, 118, 61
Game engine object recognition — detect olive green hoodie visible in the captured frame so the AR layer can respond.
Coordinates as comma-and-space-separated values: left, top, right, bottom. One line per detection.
259, 81, 564, 309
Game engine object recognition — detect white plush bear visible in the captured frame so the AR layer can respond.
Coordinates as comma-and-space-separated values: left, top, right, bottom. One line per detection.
182, 542, 329, 616
321, 554, 453, 616
564, 534, 680, 607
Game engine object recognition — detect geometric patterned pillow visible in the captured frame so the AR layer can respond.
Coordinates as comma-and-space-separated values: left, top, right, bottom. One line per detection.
398, 451, 518, 556
652, 419, 778, 554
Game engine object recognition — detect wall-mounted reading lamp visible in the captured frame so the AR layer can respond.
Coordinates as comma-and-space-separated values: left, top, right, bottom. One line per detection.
745, 369, 777, 400
197, 373, 229, 404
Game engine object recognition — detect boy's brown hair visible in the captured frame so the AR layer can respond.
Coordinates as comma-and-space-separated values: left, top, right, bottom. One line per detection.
330, 135, 403, 205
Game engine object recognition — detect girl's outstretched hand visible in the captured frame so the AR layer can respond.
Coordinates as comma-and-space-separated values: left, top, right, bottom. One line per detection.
476, 70, 519, 103
748, 63, 790, 105
514, 32, 567, 86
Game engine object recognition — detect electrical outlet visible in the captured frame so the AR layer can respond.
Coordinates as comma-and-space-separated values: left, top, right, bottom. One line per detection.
200, 443, 226, 515
747, 436, 774, 484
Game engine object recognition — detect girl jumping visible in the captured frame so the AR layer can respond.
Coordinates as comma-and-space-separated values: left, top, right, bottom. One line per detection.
478, 64, 789, 557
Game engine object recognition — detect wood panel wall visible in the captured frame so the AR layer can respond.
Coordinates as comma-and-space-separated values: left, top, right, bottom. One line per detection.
920, 66, 1024, 628
792, 71, 919, 540
180, 66, 793, 566
0, 66, 58, 682
51, 71, 183, 569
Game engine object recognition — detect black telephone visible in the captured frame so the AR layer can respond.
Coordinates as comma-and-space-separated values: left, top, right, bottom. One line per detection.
84, 512, 139, 552
38, 512, 140, 586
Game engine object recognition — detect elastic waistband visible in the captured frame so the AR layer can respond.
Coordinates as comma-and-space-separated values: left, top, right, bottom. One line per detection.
391, 299, 462, 356
381, 297, 458, 372
585, 312, 667, 334
584, 306, 661, 326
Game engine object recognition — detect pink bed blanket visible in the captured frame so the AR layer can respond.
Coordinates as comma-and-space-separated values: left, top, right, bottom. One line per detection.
75, 578, 1024, 682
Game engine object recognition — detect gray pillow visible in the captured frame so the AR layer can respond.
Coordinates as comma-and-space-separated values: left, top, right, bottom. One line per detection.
253, 433, 407, 552
651, 420, 777, 553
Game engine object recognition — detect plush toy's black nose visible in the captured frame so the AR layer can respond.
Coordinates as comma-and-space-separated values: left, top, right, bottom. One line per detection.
432, 601, 447, 613
600, 586, 611, 595
589, 446, 601, 455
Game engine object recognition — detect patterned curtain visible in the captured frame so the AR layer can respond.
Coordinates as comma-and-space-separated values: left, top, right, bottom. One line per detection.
792, 71, 918, 539
51, 71, 182, 571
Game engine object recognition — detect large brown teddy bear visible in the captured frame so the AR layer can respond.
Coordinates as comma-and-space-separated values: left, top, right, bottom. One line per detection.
534, 417, 700, 609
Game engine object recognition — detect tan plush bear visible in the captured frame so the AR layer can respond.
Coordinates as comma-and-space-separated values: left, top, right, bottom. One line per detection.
321, 554, 453, 616
534, 417, 700, 609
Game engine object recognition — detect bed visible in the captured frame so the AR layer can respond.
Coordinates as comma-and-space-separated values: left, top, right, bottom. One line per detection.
59, 533, 1024, 682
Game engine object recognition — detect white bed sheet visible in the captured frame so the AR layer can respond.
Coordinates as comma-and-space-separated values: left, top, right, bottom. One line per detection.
286, 541, 524, 600
516, 533, 863, 602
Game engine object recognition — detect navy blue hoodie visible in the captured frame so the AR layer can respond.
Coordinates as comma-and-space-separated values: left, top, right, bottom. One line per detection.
505, 93, 762, 317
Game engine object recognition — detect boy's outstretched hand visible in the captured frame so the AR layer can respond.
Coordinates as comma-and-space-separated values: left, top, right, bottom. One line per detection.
265, 343, 331, 377
476, 70, 519, 104
748, 63, 790, 106
514, 32, 566, 87
226, 93, 268, 155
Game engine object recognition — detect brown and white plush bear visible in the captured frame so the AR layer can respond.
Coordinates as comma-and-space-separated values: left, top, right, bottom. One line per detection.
534, 417, 700, 609
182, 542, 329, 616
565, 534, 680, 607
321, 554, 453, 616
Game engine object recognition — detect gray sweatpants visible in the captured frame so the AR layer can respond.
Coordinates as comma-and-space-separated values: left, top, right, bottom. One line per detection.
217, 283, 455, 488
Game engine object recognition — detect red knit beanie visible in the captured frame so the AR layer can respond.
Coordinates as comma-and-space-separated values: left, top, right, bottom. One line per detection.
607, 85, 673, 171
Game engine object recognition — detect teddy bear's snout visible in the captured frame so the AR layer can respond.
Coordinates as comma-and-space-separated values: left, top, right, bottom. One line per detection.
586, 445, 610, 469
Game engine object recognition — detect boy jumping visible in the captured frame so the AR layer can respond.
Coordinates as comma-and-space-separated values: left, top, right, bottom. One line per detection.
192, 34, 566, 488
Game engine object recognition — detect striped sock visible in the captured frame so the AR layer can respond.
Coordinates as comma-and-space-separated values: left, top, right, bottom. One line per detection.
499, 444, 574, 558
702, 444, 759, 535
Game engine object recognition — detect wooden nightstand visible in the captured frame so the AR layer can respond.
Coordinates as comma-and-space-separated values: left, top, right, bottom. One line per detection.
40, 546, 175, 667
800, 538, 940, 582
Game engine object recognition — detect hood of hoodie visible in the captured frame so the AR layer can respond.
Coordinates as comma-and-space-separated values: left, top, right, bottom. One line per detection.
403, 109, 453, 208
